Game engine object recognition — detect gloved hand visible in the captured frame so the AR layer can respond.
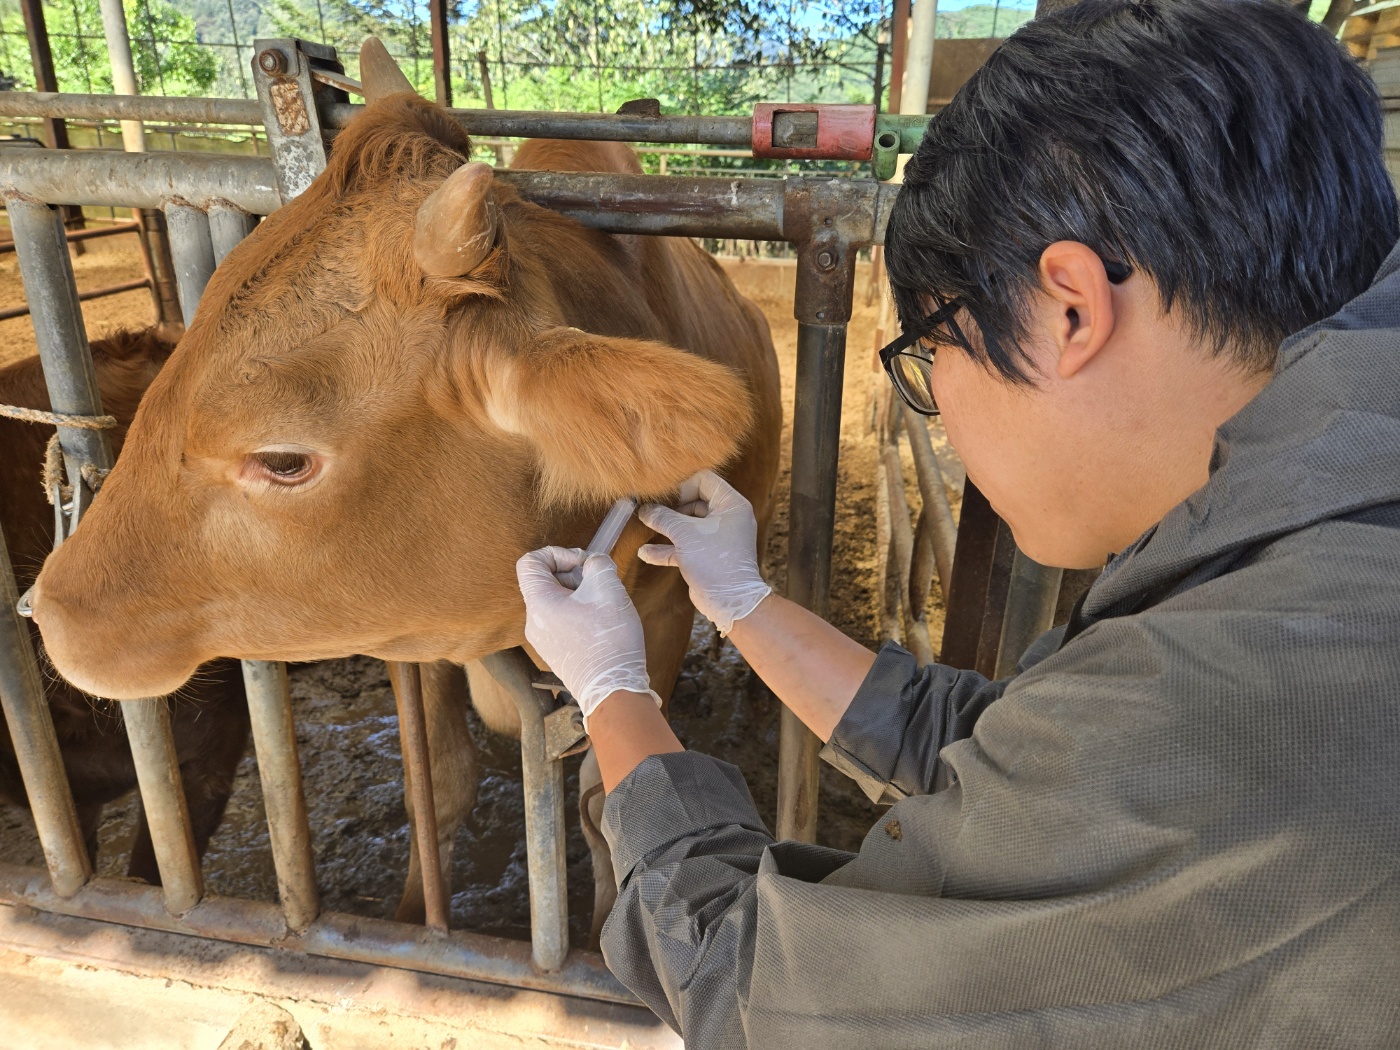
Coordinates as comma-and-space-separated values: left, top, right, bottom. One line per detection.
515, 546, 661, 725
638, 470, 772, 635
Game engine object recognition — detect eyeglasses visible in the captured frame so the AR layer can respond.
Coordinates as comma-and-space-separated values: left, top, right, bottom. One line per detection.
879, 259, 1133, 416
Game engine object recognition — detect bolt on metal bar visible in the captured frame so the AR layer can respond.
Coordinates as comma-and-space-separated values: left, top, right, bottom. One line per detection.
121, 698, 204, 914
163, 203, 216, 328
6, 198, 113, 530
478, 648, 570, 972
242, 660, 319, 932
0, 863, 633, 1004
208, 204, 258, 266
0, 149, 281, 214
0, 530, 90, 898
386, 661, 450, 933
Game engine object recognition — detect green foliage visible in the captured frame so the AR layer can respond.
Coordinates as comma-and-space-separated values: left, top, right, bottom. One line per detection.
0, 0, 218, 95
936, 3, 1034, 39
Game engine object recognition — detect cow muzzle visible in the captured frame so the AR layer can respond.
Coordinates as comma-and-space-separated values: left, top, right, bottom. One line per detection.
28, 574, 204, 701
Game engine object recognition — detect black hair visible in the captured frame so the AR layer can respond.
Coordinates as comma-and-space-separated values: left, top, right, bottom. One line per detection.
884, 0, 1399, 380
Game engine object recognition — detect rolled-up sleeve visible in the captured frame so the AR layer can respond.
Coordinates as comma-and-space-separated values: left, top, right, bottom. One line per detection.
819, 642, 1009, 803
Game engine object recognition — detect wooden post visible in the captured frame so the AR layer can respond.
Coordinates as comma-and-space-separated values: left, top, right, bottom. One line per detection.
429, 0, 452, 106
17, 0, 85, 243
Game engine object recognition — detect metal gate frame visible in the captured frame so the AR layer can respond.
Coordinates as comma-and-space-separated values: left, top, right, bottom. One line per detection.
0, 38, 1044, 1009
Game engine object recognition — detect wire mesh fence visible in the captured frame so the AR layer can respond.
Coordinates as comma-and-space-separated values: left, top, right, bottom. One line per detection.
0, 0, 1034, 181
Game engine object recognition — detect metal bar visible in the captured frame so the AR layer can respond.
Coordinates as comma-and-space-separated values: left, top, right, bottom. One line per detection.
0, 153, 899, 247
163, 203, 216, 327
97, 0, 148, 153
0, 863, 633, 1003
0, 277, 149, 321
939, 479, 1009, 671
208, 203, 257, 266
975, 520, 1019, 679
880, 441, 937, 666
136, 208, 183, 326
429, 0, 452, 106
7, 198, 113, 534
253, 39, 332, 204
0, 92, 265, 126
386, 661, 449, 933
479, 648, 569, 972
994, 551, 1064, 678
496, 169, 786, 239
327, 103, 756, 145
0, 149, 281, 214
777, 321, 847, 843
901, 404, 957, 607
242, 660, 319, 932
0, 531, 90, 898
0, 219, 141, 254
121, 698, 204, 914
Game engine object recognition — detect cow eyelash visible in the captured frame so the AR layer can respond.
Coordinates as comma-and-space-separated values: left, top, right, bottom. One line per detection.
247, 449, 319, 486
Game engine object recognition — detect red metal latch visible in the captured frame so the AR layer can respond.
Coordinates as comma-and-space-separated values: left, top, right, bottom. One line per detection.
751, 103, 877, 162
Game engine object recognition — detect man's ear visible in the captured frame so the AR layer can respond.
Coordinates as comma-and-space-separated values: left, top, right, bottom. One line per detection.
1038, 241, 1118, 379
481, 326, 755, 505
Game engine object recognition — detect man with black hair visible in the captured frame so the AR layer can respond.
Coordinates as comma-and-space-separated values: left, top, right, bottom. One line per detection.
515, 0, 1400, 1044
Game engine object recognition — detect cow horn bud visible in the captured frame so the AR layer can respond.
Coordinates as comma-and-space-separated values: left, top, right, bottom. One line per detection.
414, 162, 500, 278
359, 37, 416, 104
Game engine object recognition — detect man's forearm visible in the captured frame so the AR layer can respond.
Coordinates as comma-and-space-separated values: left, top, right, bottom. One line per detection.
726, 594, 877, 741
590, 690, 686, 792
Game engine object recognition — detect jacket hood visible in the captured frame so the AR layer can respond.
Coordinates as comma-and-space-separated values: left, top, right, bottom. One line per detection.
1085, 243, 1400, 617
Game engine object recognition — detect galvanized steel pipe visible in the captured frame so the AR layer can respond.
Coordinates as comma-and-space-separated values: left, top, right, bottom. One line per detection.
121, 698, 204, 914
994, 552, 1064, 679
387, 661, 450, 933
0, 863, 634, 1003
208, 204, 258, 265
6, 198, 113, 529
0, 91, 264, 126
479, 647, 570, 972
776, 321, 849, 843
242, 660, 319, 932
163, 202, 216, 327
0, 148, 281, 214
0, 532, 90, 897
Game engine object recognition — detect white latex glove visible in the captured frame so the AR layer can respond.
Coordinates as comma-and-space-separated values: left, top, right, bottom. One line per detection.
515, 546, 661, 724
637, 470, 772, 636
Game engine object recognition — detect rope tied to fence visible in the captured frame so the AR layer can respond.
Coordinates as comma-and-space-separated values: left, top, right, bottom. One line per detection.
0, 403, 116, 501
0, 403, 118, 429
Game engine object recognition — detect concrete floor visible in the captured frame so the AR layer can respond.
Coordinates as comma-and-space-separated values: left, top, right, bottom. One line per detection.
0, 903, 678, 1050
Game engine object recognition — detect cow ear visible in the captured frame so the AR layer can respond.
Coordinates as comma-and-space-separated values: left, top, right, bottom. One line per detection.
482, 326, 755, 505
360, 38, 418, 102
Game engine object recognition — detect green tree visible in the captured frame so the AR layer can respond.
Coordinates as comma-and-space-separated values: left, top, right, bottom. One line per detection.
0, 0, 218, 95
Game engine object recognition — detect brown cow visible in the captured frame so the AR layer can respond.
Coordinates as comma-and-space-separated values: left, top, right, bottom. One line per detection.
0, 327, 249, 879
31, 41, 783, 936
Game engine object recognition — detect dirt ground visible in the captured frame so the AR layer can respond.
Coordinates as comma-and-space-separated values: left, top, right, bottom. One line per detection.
0, 235, 965, 948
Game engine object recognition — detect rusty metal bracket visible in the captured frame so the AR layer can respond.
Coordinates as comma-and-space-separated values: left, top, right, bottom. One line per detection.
752, 103, 876, 162
251, 38, 347, 203
543, 703, 590, 761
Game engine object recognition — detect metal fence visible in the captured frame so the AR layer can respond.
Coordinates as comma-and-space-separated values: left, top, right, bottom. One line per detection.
0, 35, 942, 1014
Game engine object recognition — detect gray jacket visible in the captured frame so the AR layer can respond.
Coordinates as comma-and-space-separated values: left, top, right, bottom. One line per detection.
600, 248, 1400, 1048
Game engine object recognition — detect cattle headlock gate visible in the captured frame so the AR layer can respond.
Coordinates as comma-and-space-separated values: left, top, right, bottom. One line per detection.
0, 37, 1065, 1034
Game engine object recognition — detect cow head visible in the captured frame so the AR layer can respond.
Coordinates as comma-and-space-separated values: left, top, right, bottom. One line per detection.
31, 40, 754, 700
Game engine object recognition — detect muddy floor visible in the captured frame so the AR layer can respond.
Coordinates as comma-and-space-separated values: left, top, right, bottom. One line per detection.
0, 234, 965, 947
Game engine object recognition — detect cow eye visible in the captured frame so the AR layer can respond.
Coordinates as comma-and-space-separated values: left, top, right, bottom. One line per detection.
248, 449, 318, 486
